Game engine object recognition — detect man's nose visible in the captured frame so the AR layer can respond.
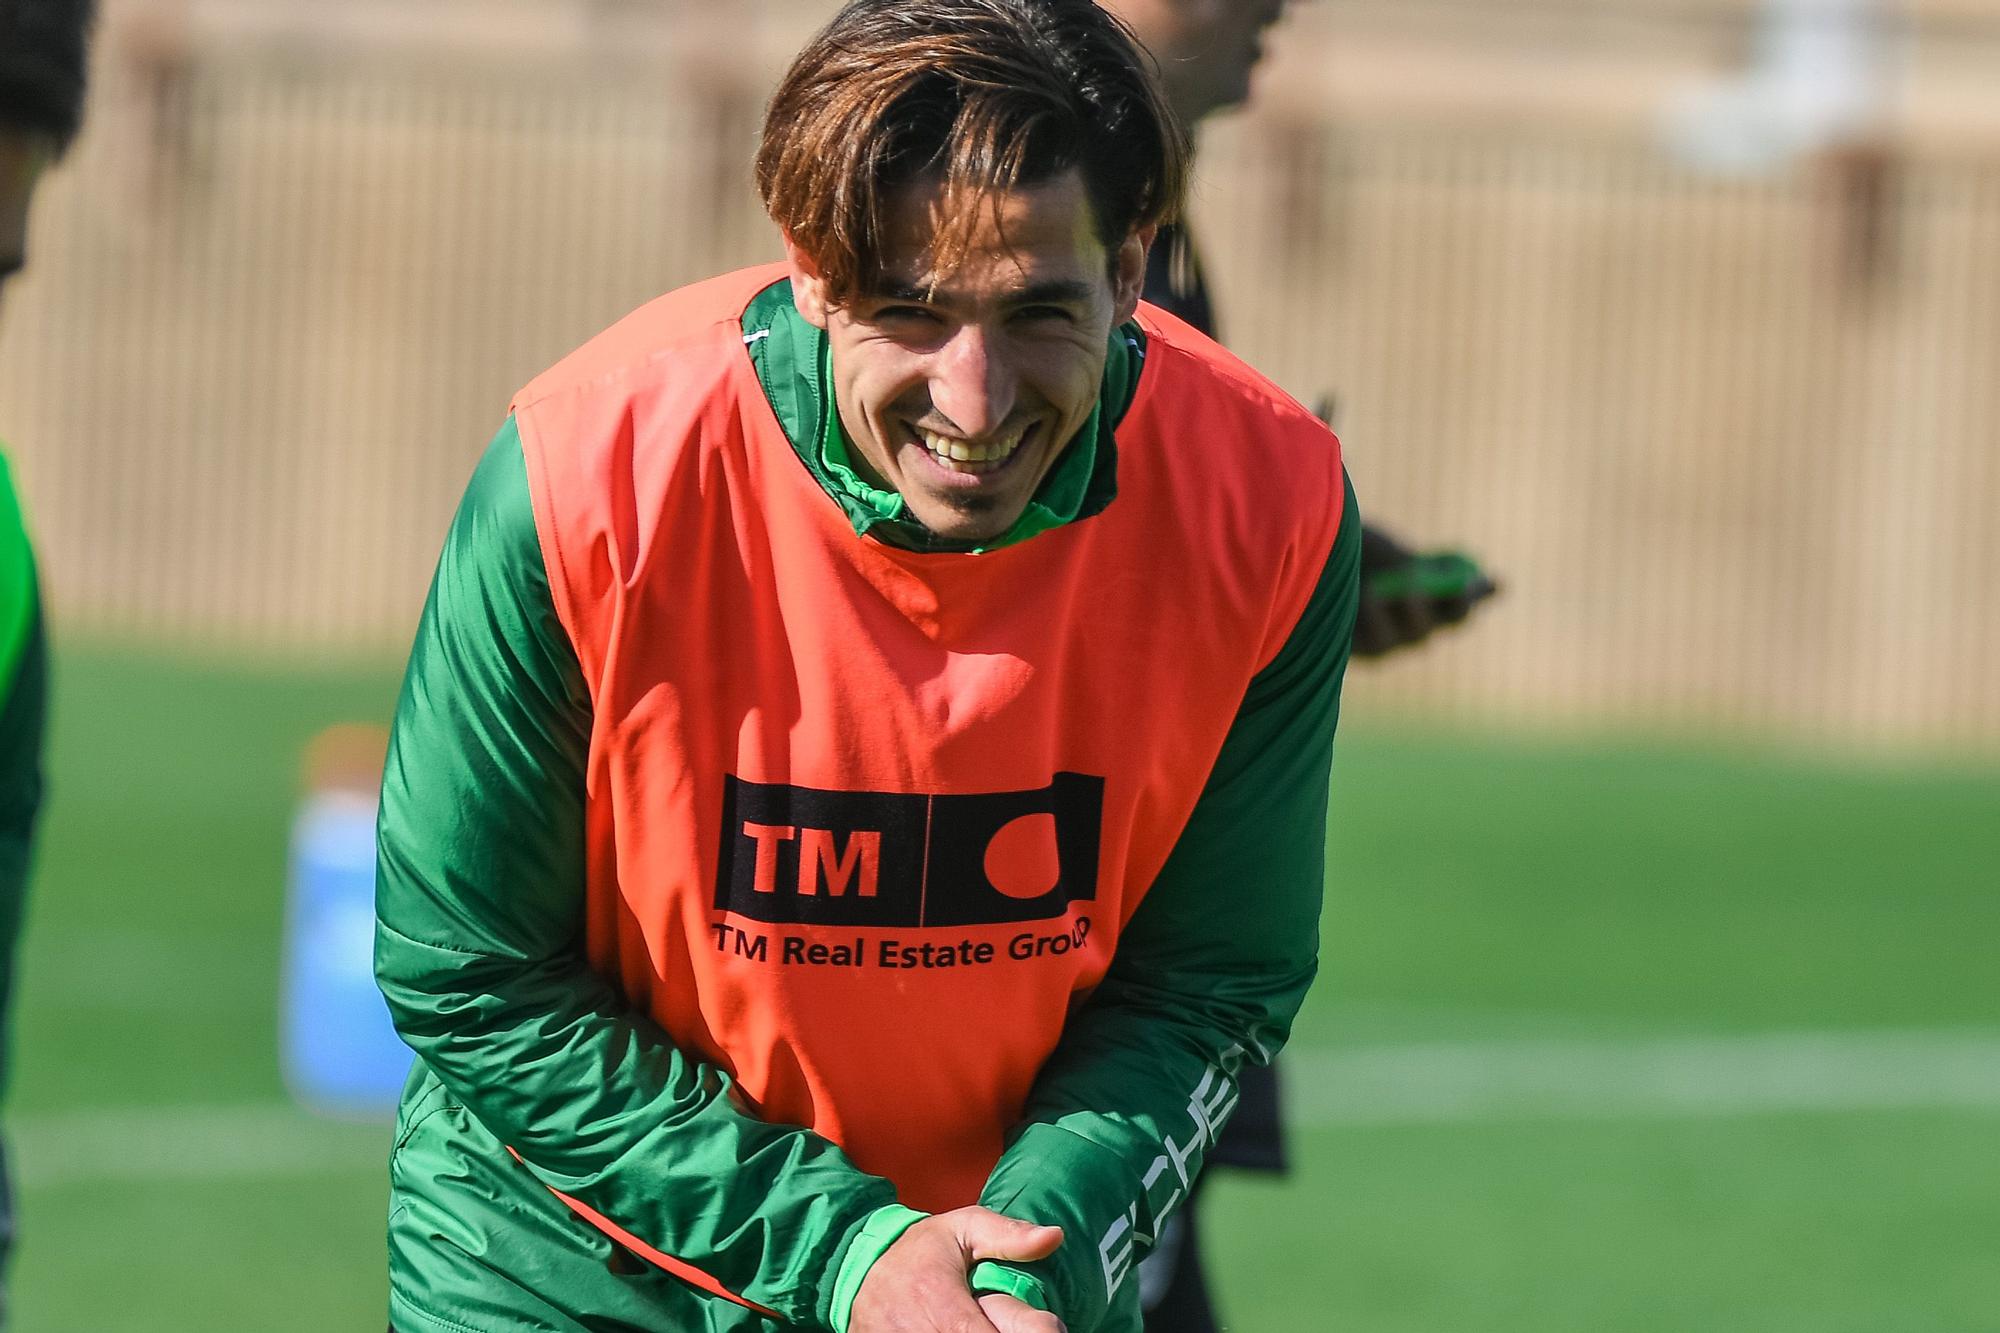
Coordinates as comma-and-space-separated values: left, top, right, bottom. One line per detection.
928, 324, 1018, 439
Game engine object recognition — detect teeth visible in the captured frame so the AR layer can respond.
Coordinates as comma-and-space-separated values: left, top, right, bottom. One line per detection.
916, 424, 1028, 472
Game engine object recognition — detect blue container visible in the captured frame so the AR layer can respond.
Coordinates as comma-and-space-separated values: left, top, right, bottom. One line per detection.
280, 790, 411, 1118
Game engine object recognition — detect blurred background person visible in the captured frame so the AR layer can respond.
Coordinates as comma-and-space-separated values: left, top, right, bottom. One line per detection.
1095, 3, 1496, 1328
1107, 0, 1496, 666
0, 0, 89, 1319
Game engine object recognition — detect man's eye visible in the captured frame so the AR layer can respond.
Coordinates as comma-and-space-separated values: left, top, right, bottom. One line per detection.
876, 305, 938, 323
1014, 306, 1074, 324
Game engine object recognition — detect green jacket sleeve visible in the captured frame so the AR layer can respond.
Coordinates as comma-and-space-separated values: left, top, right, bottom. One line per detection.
374, 418, 902, 1329
0, 446, 47, 1101
972, 474, 1363, 1331
0, 592, 46, 1100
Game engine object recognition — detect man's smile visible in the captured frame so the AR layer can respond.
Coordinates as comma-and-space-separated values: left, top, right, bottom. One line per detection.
902, 419, 1042, 480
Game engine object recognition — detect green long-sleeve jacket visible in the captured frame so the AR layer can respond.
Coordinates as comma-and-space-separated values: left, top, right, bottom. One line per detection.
0, 448, 47, 1271
376, 284, 1360, 1333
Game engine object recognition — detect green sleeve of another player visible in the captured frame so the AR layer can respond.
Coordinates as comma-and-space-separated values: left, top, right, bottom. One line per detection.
374, 418, 900, 1330
973, 473, 1362, 1331
0, 595, 46, 1096
0, 597, 45, 1089
0, 449, 48, 1096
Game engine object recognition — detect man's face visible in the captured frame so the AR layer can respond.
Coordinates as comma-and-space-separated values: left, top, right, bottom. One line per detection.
0, 133, 53, 317
1104, 0, 1289, 125
788, 169, 1147, 545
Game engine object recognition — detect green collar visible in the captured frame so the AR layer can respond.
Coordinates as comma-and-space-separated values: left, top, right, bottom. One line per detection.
743, 279, 1141, 554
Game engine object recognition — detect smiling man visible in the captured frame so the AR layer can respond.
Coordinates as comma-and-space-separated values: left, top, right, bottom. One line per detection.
375, 3, 1359, 1331
790, 169, 1127, 548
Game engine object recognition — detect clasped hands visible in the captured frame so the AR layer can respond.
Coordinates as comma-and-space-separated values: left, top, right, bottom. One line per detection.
849, 1206, 1067, 1333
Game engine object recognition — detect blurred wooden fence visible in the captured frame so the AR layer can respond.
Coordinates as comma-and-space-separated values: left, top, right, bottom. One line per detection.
1, 0, 1996, 749
1199, 125, 2000, 747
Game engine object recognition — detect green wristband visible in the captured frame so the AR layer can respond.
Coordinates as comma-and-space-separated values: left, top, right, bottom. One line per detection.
969, 1261, 1053, 1312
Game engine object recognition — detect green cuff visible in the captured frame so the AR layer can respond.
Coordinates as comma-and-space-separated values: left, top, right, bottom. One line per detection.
830, 1204, 930, 1333
969, 1261, 1054, 1312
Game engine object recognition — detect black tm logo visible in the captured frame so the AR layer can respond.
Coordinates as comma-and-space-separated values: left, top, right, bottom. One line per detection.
713, 773, 1103, 927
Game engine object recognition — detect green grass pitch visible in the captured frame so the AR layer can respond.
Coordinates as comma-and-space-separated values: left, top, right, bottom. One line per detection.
8, 646, 1996, 1329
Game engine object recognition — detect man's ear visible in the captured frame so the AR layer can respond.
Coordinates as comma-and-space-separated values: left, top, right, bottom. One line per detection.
1111, 224, 1155, 325
783, 234, 831, 330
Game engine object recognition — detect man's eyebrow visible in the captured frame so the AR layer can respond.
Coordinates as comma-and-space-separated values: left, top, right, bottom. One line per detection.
874, 280, 936, 305
0, 256, 22, 283
871, 278, 1096, 307
1012, 279, 1096, 306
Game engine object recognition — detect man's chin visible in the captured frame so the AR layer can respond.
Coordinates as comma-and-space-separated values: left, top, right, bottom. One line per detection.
919, 515, 1018, 546
907, 493, 1024, 545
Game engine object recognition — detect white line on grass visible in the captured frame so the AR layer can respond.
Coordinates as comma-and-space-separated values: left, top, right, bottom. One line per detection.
1284, 1029, 2000, 1127
8, 1030, 1999, 1188
9, 1102, 391, 1189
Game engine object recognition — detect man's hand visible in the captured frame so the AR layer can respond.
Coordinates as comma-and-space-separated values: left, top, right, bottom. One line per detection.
850, 1207, 1065, 1333
1354, 524, 1497, 658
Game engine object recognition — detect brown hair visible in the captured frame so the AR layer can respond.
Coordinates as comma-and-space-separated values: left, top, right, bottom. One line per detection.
756, 0, 1188, 305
